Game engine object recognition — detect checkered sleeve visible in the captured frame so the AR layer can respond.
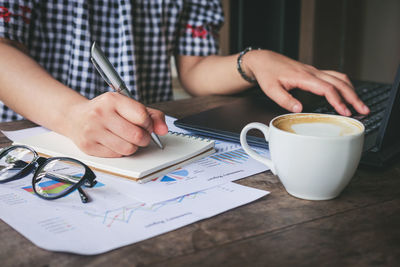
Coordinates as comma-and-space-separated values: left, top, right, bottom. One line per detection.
177, 0, 224, 56
0, 1, 35, 45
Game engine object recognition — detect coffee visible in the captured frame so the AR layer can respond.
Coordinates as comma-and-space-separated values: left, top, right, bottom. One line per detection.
241, 113, 365, 200
273, 114, 363, 137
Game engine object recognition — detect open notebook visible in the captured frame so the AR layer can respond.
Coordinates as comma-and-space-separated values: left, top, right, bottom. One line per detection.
14, 131, 215, 183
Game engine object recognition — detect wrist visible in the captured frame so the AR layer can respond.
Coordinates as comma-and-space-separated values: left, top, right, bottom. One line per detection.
55, 94, 89, 138
237, 47, 261, 84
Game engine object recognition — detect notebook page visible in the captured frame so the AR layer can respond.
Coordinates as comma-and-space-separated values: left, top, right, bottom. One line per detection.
15, 131, 215, 179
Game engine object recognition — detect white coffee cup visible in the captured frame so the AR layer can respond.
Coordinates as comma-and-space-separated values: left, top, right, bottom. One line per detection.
240, 113, 365, 200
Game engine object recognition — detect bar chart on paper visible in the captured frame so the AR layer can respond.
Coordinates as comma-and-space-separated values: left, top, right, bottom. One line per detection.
22, 181, 105, 195
209, 148, 250, 164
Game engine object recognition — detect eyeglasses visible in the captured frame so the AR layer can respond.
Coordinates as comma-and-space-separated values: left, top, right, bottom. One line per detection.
0, 145, 97, 203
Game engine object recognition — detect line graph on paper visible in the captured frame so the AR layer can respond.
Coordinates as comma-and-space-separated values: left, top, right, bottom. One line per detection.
84, 191, 205, 228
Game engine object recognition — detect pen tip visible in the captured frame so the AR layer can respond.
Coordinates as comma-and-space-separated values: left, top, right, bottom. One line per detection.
151, 133, 164, 149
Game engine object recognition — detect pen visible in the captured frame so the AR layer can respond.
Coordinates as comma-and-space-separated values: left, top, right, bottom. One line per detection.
90, 41, 164, 149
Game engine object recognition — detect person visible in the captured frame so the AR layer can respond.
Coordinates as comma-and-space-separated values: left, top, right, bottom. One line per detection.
0, 1, 369, 158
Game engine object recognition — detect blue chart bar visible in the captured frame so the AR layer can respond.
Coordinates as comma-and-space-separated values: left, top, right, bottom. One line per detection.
209, 148, 250, 164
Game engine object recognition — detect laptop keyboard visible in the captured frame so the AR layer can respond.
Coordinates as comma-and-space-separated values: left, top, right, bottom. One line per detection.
313, 82, 392, 135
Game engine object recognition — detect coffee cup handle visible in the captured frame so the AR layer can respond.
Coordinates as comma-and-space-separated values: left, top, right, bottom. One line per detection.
240, 122, 277, 174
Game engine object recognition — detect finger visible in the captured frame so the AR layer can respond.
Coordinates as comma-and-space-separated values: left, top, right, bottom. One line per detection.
91, 128, 140, 156
83, 143, 122, 158
111, 93, 155, 132
75, 135, 126, 158
322, 70, 354, 89
319, 71, 370, 114
293, 74, 352, 116
260, 83, 303, 113
147, 107, 169, 135
105, 112, 152, 147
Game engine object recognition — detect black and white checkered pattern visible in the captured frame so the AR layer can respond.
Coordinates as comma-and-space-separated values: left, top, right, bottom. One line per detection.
0, 0, 224, 121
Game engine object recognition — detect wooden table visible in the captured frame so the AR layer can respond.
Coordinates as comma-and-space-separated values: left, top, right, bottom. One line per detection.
1, 95, 400, 267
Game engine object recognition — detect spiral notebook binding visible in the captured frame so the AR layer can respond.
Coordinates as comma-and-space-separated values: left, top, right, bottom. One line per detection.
168, 131, 213, 142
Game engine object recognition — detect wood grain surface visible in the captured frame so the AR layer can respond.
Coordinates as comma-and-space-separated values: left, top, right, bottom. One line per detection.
1, 95, 399, 267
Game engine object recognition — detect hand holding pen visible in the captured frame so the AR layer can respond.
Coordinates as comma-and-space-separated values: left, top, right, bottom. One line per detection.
87, 41, 167, 155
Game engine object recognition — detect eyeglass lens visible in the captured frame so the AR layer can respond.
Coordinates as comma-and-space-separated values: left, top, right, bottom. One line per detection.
33, 159, 87, 199
0, 147, 35, 182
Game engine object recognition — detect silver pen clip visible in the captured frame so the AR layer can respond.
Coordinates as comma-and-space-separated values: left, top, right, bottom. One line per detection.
90, 57, 116, 91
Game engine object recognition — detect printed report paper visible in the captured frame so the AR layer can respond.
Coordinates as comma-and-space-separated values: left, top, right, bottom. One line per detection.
0, 175, 269, 255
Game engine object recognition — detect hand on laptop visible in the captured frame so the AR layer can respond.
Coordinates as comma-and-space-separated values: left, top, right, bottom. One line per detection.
244, 50, 370, 116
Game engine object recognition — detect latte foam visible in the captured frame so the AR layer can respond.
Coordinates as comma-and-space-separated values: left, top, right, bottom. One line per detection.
273, 114, 363, 137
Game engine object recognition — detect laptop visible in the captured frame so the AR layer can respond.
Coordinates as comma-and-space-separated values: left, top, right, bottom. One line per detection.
174, 65, 400, 167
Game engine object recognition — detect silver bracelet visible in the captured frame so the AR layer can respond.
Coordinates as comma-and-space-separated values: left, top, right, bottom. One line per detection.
237, 47, 261, 84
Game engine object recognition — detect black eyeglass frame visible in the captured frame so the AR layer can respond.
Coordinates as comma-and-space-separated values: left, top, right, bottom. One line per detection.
0, 145, 97, 203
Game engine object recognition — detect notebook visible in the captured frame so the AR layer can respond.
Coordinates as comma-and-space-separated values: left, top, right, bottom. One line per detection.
174, 65, 400, 167
14, 131, 215, 183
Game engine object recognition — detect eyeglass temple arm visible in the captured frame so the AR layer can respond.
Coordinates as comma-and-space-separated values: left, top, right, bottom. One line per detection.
44, 172, 83, 184
78, 187, 89, 203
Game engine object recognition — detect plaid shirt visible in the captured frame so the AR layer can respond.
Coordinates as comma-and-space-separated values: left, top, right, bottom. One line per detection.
0, 0, 224, 121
